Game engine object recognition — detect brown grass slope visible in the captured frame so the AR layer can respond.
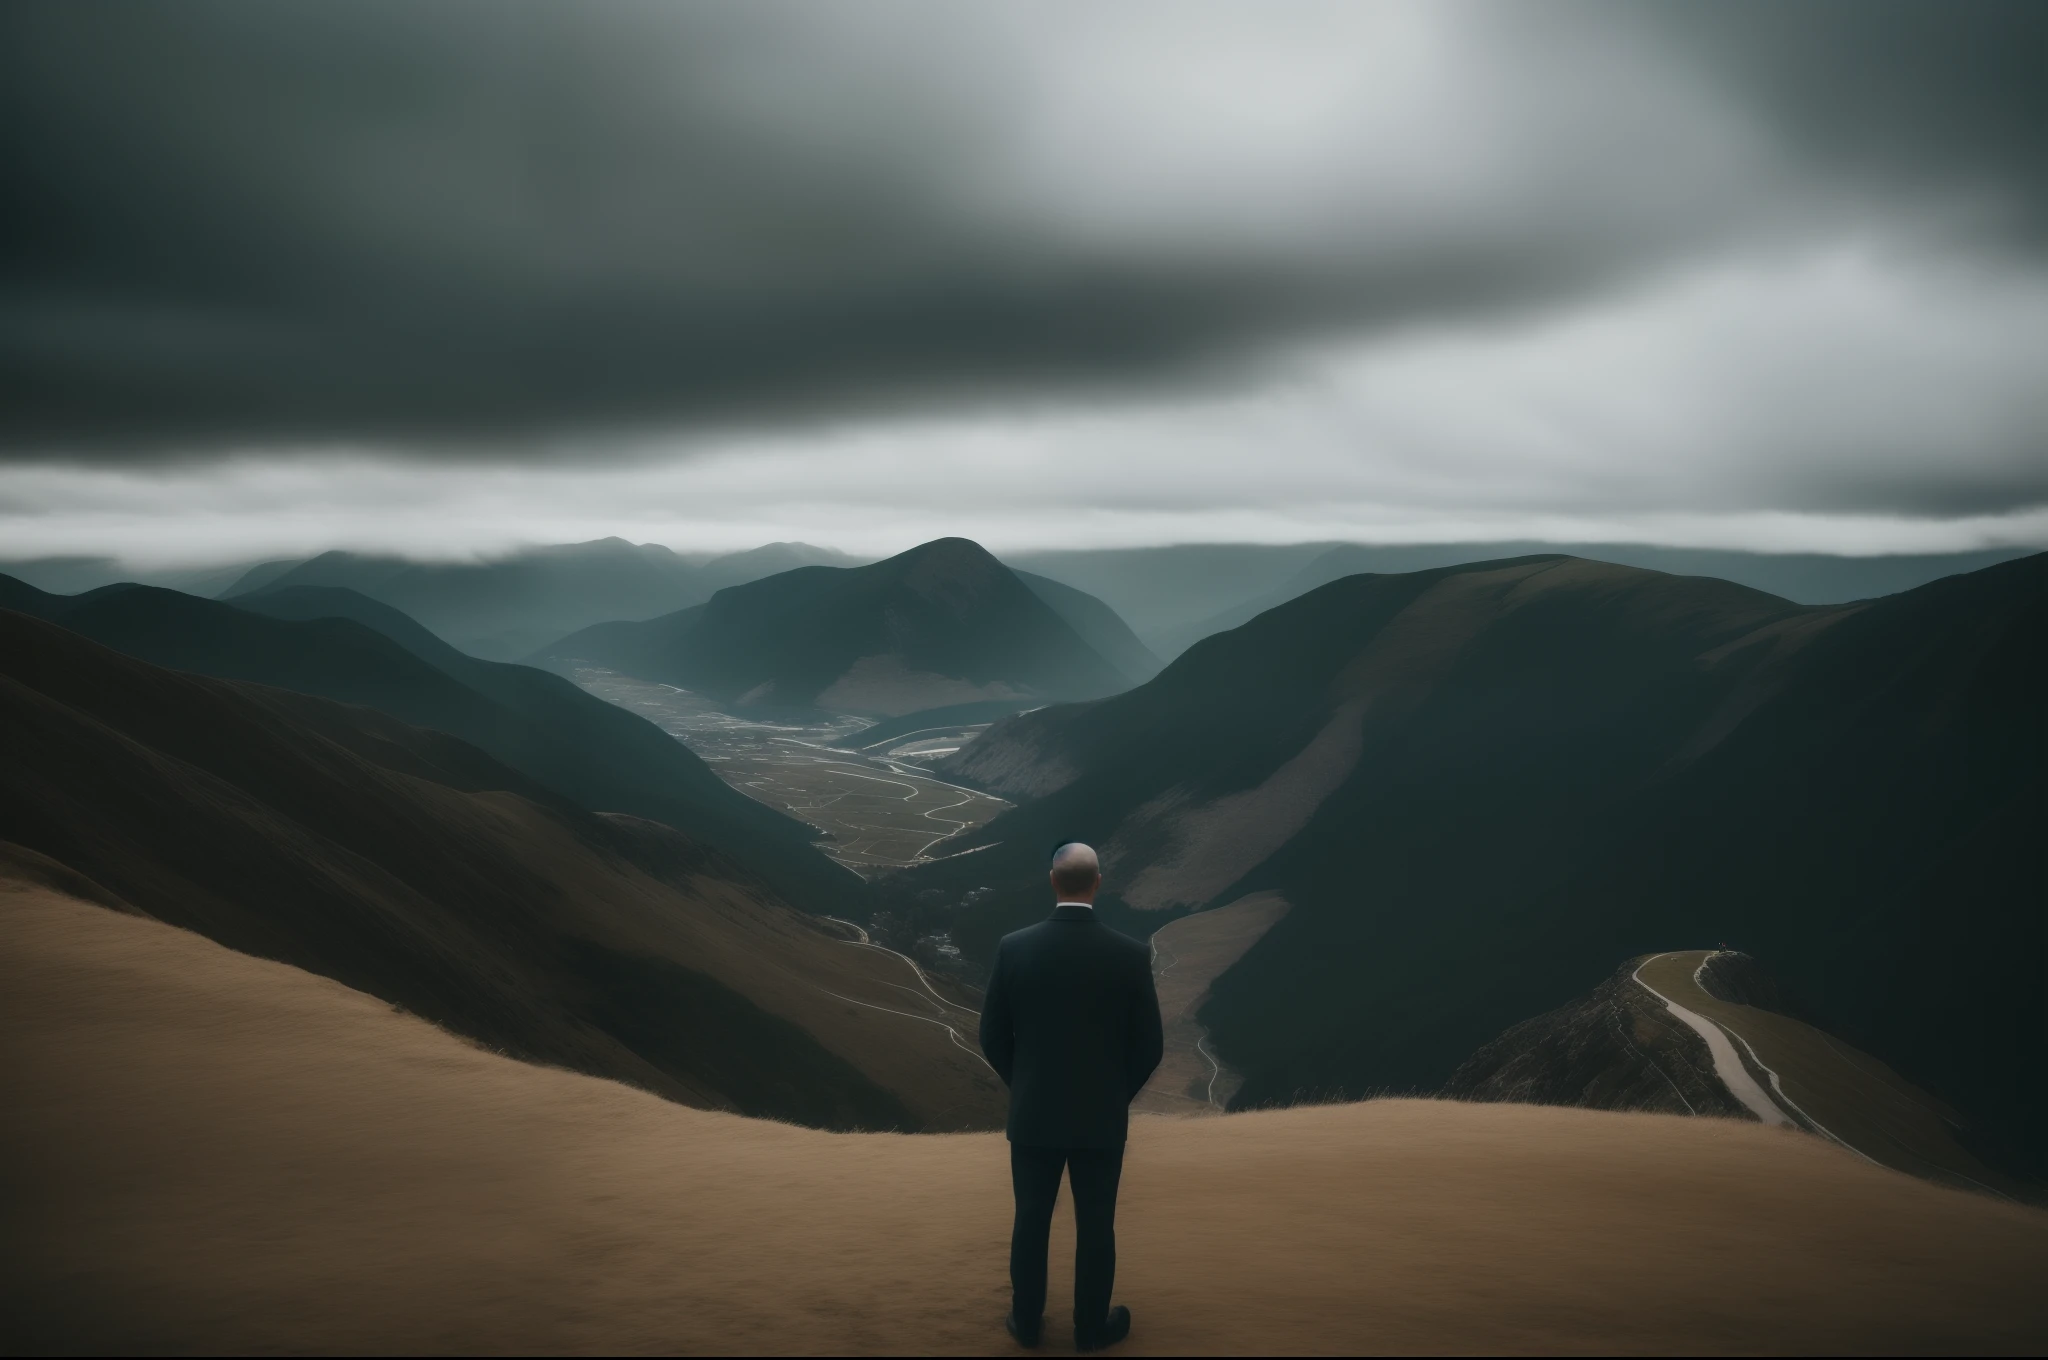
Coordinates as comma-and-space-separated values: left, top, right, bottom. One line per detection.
0, 608, 1000, 1131
6, 880, 2046, 1356
0, 572, 862, 916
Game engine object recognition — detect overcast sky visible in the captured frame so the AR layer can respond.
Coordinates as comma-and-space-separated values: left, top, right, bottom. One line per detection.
3, 0, 2044, 563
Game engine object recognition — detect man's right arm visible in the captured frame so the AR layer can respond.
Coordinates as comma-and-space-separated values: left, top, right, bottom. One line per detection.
977, 942, 1015, 1086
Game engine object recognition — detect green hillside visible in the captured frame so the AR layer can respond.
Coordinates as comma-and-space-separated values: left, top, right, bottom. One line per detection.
1, 578, 862, 916
0, 610, 990, 1129
893, 553, 2046, 1176
222, 539, 859, 661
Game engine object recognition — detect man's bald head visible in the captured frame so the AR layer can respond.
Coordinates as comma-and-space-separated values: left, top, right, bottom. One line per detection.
1050, 842, 1101, 901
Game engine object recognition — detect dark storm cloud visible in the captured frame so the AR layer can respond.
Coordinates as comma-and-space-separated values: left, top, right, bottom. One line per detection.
1630, 0, 2048, 244
0, 0, 2042, 461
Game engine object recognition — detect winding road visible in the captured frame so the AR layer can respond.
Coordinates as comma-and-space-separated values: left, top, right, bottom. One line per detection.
822, 916, 994, 1072
562, 667, 1009, 872
1631, 951, 1885, 1166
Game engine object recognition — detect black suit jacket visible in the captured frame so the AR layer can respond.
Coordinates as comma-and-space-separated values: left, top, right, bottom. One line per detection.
978, 905, 1165, 1148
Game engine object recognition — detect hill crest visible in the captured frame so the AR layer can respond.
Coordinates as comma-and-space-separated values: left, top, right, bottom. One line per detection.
538, 537, 1134, 716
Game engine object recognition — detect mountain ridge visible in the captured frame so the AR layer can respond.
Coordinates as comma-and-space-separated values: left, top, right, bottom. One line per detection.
894, 551, 2046, 1175
0, 575, 860, 914
0, 607, 995, 1129
222, 538, 864, 660
536, 537, 1135, 716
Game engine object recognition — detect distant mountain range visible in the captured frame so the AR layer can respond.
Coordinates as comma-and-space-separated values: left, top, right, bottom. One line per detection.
0, 607, 997, 1130
0, 573, 859, 914
8, 538, 2023, 667
535, 538, 1147, 716
1013, 543, 2037, 657
215, 538, 863, 660
893, 552, 2046, 1178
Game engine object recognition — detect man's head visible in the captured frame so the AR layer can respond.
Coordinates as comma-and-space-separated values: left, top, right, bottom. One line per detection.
1049, 842, 1101, 903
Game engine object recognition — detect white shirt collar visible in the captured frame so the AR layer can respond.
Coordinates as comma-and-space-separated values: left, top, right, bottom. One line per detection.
1053, 901, 1095, 910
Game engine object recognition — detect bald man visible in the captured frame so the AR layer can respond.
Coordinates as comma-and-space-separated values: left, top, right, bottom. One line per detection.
978, 842, 1164, 1352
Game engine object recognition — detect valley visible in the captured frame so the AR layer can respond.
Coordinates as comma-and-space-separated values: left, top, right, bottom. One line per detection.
567, 666, 1012, 875
12, 13, 2046, 1351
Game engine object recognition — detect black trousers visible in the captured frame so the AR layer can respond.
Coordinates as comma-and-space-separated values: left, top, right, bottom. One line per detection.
1009, 1142, 1125, 1333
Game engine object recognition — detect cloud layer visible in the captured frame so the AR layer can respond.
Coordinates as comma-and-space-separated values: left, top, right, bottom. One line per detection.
1, 1, 2043, 556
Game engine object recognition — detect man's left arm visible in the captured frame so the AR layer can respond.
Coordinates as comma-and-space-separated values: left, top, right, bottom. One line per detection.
977, 943, 1016, 1086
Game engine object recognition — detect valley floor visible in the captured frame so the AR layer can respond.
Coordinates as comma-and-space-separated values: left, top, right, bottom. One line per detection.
7, 882, 2046, 1356
565, 666, 1009, 873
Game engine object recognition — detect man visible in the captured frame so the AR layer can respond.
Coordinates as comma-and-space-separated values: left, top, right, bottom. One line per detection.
978, 842, 1165, 1352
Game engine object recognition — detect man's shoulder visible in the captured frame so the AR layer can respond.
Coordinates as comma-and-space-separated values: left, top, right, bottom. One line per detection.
996, 919, 1055, 951
1000, 915, 1148, 956
1105, 926, 1152, 971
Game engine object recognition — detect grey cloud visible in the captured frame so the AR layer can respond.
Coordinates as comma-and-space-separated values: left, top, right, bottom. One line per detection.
0, 1, 2042, 461
1626, 0, 2048, 246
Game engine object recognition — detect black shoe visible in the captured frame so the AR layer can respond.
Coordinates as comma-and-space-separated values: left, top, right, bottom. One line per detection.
1005, 1311, 1041, 1349
1075, 1305, 1130, 1353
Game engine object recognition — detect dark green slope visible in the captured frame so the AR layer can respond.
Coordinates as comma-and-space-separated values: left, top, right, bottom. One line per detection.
3, 577, 861, 915
912, 554, 1798, 944
223, 540, 861, 662
0, 609, 907, 1130
1013, 569, 1161, 685
225, 539, 702, 660
537, 537, 1129, 714
896, 552, 2045, 1174
237, 584, 474, 666
0, 571, 64, 617
1035, 541, 2035, 659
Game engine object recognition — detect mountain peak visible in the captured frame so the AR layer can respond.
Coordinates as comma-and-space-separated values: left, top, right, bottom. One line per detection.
897, 536, 1000, 566
542, 533, 1127, 715
892, 537, 1006, 583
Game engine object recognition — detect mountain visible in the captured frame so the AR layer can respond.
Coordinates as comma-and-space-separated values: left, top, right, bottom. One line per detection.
220, 538, 705, 659
1013, 569, 1161, 685
218, 539, 864, 661
691, 541, 865, 595
1446, 951, 2024, 1197
1, 576, 859, 914
1008, 543, 1334, 654
0, 554, 292, 598
14, 888, 2048, 1352
893, 553, 2046, 1175
0, 609, 997, 1130
1153, 542, 2039, 658
536, 537, 1133, 716
0, 571, 63, 616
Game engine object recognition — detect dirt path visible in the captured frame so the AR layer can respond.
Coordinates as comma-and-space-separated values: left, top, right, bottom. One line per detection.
1135, 893, 1290, 1116
822, 915, 993, 1071
10, 888, 2047, 1356
1630, 950, 2018, 1198
1631, 953, 1795, 1127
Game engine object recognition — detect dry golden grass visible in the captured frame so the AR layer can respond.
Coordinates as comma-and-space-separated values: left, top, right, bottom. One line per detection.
6, 881, 2045, 1356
